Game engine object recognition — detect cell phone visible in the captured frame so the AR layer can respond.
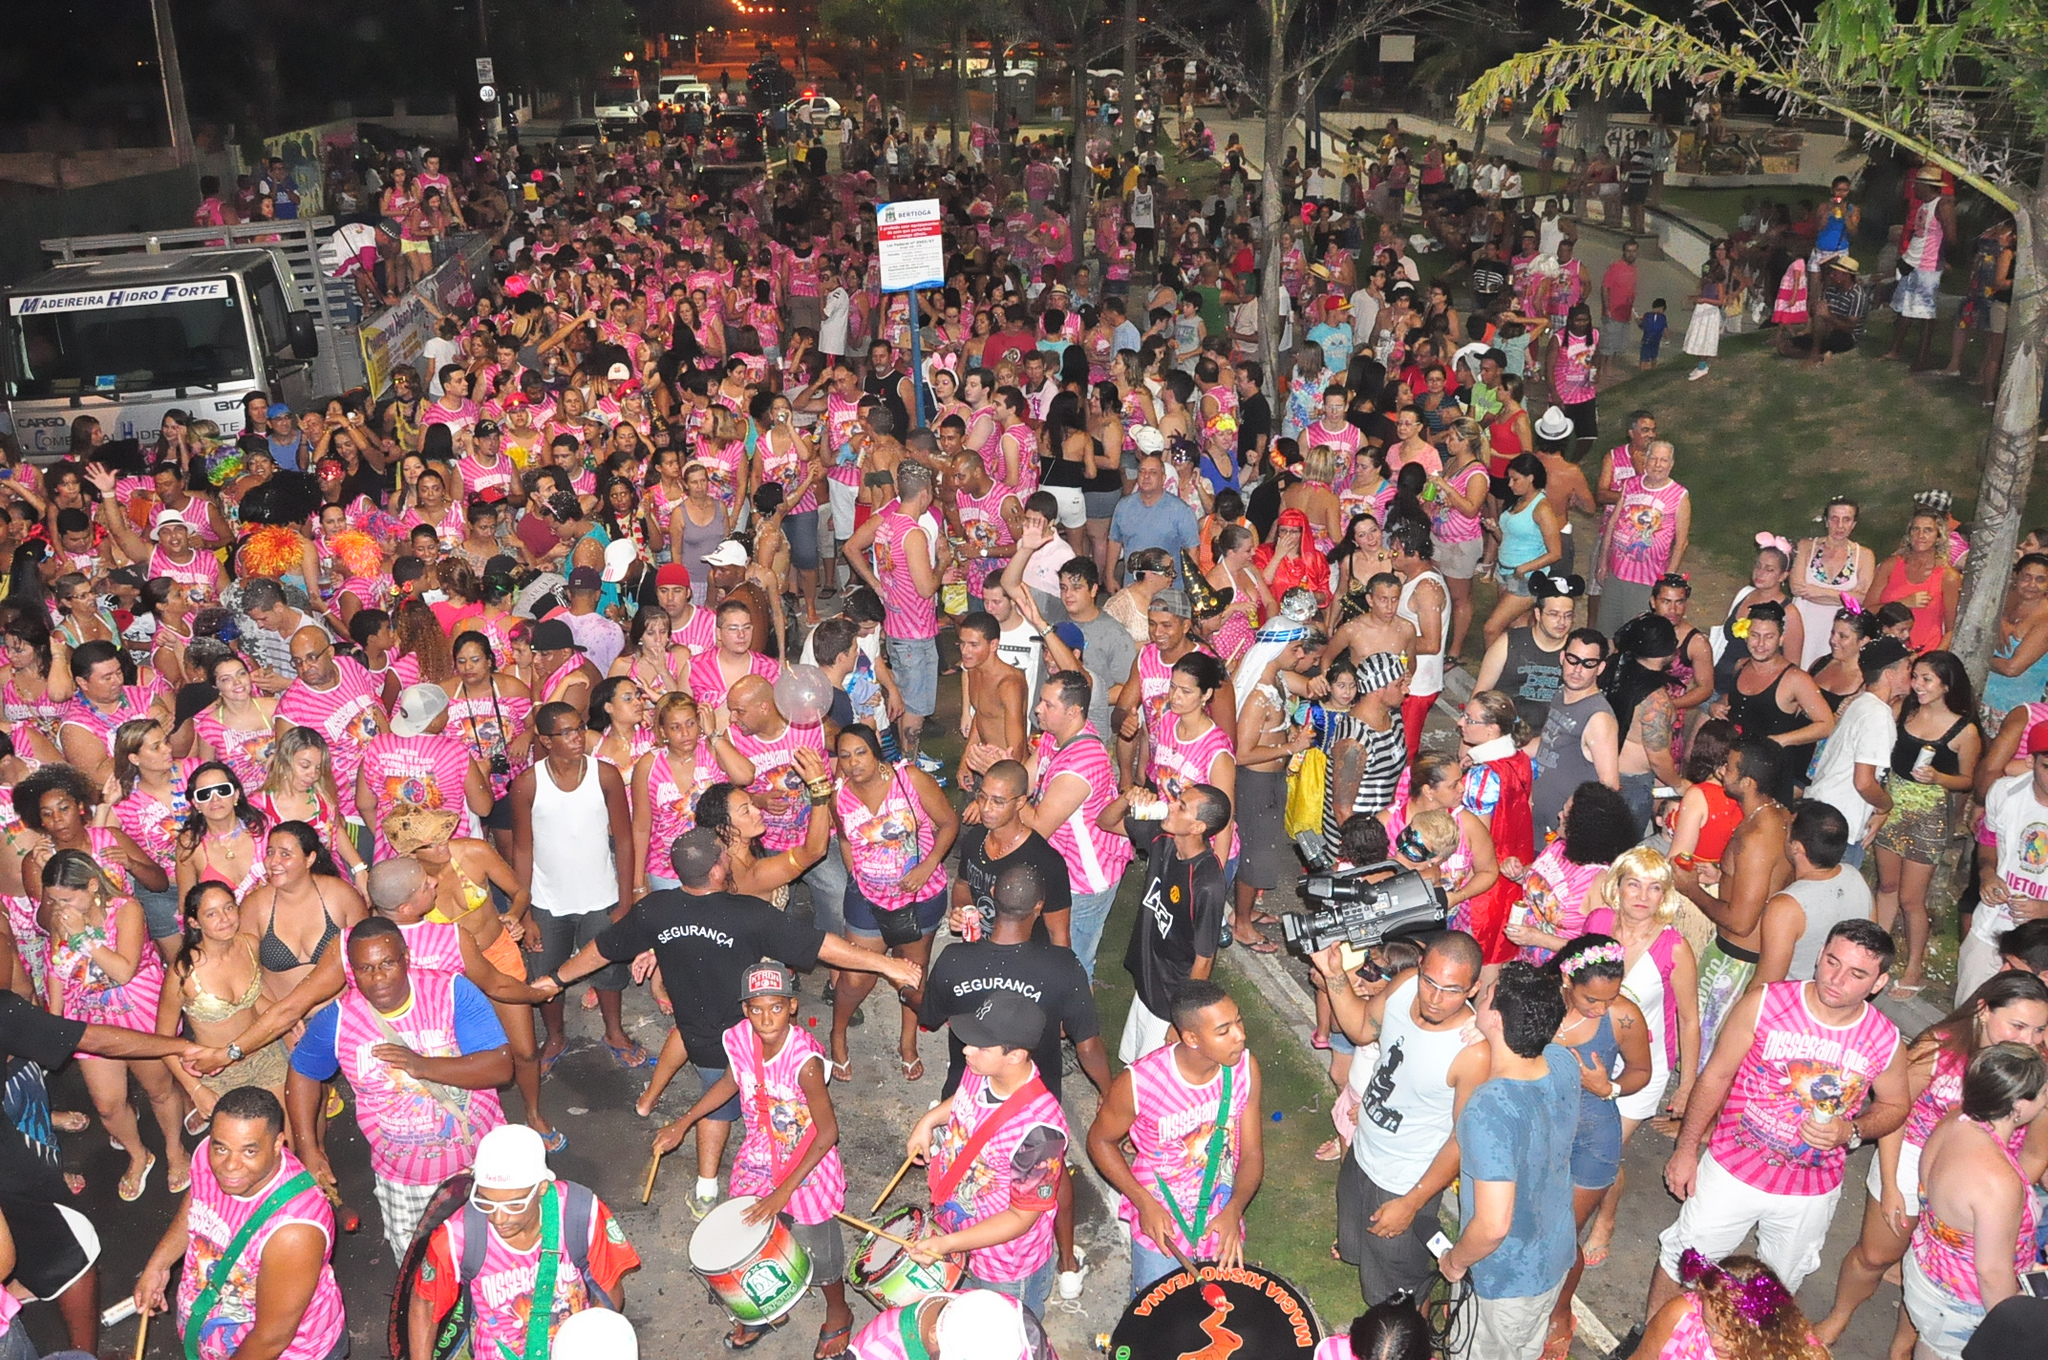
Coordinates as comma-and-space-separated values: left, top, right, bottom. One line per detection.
2023, 1270, 2048, 1299
1426, 1232, 1452, 1260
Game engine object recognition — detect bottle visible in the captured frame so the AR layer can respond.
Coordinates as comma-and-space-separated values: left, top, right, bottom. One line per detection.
1911, 742, 1936, 780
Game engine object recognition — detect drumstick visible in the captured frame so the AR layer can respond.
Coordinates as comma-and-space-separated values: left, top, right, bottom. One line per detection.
1163, 1237, 1200, 1282
642, 1149, 662, 1205
871, 1149, 919, 1215
134, 1306, 149, 1360
832, 1210, 916, 1250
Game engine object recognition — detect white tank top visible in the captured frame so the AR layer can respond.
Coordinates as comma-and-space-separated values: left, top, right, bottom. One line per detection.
1350, 976, 1474, 1193
1397, 569, 1448, 697
530, 755, 617, 914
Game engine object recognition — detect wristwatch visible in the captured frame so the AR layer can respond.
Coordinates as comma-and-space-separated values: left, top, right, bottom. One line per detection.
226, 1043, 244, 1063
1847, 1123, 1864, 1152
544, 969, 565, 991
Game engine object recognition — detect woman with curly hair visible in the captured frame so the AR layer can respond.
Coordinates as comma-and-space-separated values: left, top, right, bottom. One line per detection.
13, 761, 167, 904
391, 597, 455, 687
1502, 781, 1642, 964
1638, 1252, 1827, 1358
0, 612, 72, 759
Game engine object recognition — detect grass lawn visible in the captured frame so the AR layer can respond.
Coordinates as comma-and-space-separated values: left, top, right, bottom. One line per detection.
1593, 328, 2019, 615
1653, 185, 1836, 234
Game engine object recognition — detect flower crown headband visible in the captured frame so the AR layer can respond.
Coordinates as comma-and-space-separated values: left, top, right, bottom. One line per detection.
1560, 941, 1625, 977
1678, 1249, 1794, 1327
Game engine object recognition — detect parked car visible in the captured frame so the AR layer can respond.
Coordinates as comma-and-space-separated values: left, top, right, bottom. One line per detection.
556, 119, 604, 153
782, 94, 842, 128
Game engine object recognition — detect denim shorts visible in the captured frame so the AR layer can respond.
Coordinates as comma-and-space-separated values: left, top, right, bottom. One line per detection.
886, 634, 939, 717
693, 1063, 743, 1122
137, 884, 182, 941
843, 881, 947, 940
785, 509, 821, 571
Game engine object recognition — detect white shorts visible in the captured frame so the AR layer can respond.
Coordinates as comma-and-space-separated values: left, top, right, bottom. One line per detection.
1617, 1049, 1670, 1123
828, 478, 860, 541
1120, 996, 1173, 1065
1436, 535, 1484, 581
1903, 1254, 1984, 1360
1864, 1137, 1924, 1208
1656, 1150, 1841, 1293
1044, 485, 1087, 530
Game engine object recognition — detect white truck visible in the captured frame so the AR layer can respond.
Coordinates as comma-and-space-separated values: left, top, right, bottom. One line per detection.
0, 217, 364, 455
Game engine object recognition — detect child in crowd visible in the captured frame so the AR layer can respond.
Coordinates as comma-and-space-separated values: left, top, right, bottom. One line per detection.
1640, 297, 1669, 370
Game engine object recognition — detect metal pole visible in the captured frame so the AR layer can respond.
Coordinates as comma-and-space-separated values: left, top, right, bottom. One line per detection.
907, 286, 926, 428
148, 0, 196, 167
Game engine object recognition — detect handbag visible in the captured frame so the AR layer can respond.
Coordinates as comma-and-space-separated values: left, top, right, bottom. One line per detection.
1284, 746, 1328, 839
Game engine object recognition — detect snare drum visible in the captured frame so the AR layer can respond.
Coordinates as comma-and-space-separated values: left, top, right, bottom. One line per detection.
848, 1205, 964, 1309
687, 1195, 814, 1324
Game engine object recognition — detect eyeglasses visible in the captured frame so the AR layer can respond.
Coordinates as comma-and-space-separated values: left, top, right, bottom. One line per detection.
291, 645, 333, 670
1562, 654, 1604, 669
468, 1186, 543, 1216
192, 784, 236, 803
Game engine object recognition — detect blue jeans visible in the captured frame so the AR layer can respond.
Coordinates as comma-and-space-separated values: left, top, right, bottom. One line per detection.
1070, 885, 1118, 982
136, 884, 181, 941
886, 635, 939, 717
1841, 843, 1867, 869
967, 1256, 1055, 1319
801, 836, 849, 938
1130, 1237, 1185, 1298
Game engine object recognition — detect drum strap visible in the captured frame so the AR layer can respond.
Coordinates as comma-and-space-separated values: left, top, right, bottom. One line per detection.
744, 1027, 819, 1190
929, 1076, 1048, 1205
184, 1171, 317, 1360
896, 1300, 934, 1360
501, 1187, 561, 1360
1152, 1062, 1233, 1249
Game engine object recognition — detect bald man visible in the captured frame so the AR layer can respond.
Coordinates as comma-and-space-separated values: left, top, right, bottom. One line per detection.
274, 624, 389, 841
726, 676, 831, 860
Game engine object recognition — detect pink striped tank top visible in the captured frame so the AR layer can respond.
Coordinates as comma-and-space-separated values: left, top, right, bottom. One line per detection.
874, 510, 939, 641
193, 709, 278, 792
178, 1149, 345, 1360
1032, 728, 1132, 894
1903, 1048, 1966, 1149
956, 482, 1018, 557
722, 1020, 845, 1223
1708, 981, 1900, 1196
760, 432, 820, 515
445, 687, 531, 801
643, 740, 722, 880
52, 897, 163, 1038
927, 1069, 1068, 1282
330, 972, 505, 1185
1120, 1046, 1251, 1257
730, 719, 826, 852
690, 650, 781, 714
1146, 714, 1237, 861
1606, 477, 1689, 586
837, 767, 949, 910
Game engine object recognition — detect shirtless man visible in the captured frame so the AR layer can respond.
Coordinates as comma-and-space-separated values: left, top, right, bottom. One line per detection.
1233, 632, 1318, 944
856, 402, 906, 515
1610, 620, 1683, 827
1324, 573, 1418, 671
1672, 737, 1792, 1101
958, 611, 1029, 790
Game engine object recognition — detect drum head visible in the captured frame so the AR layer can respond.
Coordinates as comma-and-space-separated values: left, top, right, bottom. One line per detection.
1109, 1266, 1321, 1360
688, 1195, 773, 1272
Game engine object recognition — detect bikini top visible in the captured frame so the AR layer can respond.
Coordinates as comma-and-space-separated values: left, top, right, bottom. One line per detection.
426, 854, 491, 924
258, 883, 339, 973
182, 937, 265, 1024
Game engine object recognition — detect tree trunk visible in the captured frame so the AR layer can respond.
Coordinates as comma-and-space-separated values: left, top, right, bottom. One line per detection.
1954, 161, 2048, 695
1572, 92, 1609, 178
1258, 0, 1289, 394
1121, 0, 1139, 154
1071, 65, 1090, 281
951, 20, 965, 155
993, 44, 1008, 168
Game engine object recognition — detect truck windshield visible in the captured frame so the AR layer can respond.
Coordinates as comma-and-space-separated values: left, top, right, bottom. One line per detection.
2, 288, 254, 399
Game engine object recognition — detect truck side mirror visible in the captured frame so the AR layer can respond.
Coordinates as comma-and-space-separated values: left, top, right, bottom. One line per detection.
288, 312, 319, 360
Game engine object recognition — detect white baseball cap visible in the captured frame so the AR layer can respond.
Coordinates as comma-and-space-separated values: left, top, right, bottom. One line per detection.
704, 539, 750, 568
933, 1291, 1030, 1360
601, 537, 638, 583
554, 1310, 636, 1360
1130, 425, 1166, 455
471, 1124, 554, 1190
389, 683, 451, 737
606, 362, 633, 381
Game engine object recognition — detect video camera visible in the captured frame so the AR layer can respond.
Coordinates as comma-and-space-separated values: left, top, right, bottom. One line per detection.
1278, 831, 1449, 955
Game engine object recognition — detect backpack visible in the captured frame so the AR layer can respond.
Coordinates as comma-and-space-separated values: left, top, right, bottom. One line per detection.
390, 1172, 615, 1360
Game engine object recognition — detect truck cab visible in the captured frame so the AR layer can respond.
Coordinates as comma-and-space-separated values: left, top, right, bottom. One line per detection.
2, 249, 323, 455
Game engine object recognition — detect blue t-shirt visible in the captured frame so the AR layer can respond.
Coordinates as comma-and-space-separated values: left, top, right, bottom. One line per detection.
289, 976, 508, 1081
1456, 1046, 1582, 1301
267, 435, 304, 472
1639, 312, 1669, 357
1109, 493, 1200, 581
1308, 322, 1354, 375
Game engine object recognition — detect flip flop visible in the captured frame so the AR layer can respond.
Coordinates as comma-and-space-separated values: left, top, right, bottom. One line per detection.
119, 1153, 158, 1203
1314, 1137, 1344, 1162
325, 1087, 345, 1120
901, 1054, 925, 1082
50, 1110, 89, 1134
539, 1127, 569, 1154
1583, 1242, 1610, 1268
724, 1322, 771, 1351
1240, 936, 1281, 955
814, 1324, 853, 1360
1310, 1033, 1331, 1051
540, 1047, 567, 1078
829, 1058, 852, 1083
607, 1040, 657, 1070
184, 1107, 210, 1137
168, 1164, 192, 1195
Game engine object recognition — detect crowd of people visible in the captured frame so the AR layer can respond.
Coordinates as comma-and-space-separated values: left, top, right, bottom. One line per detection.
1, 63, 2045, 1360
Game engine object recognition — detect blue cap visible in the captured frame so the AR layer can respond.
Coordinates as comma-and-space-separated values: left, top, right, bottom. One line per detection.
1052, 621, 1086, 651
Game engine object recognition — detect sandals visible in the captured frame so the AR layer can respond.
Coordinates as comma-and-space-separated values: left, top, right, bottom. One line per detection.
1540, 1320, 1574, 1360
1314, 1137, 1344, 1162
814, 1324, 853, 1360
1582, 1241, 1610, 1269
828, 1058, 852, 1083
539, 1127, 569, 1154
901, 1054, 925, 1082
168, 1162, 193, 1195
607, 1040, 657, 1070
725, 1322, 772, 1351
119, 1153, 158, 1203
50, 1110, 89, 1134
184, 1107, 210, 1137
1310, 1033, 1331, 1051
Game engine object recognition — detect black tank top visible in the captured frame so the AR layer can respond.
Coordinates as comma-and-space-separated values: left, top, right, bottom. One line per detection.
1726, 661, 1808, 802
1890, 714, 1971, 779
864, 368, 910, 436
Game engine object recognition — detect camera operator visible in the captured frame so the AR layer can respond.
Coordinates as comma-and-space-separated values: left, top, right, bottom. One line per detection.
1320, 930, 1491, 1306
1098, 783, 1233, 1062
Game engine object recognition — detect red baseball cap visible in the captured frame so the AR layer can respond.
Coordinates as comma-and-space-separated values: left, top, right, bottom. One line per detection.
655, 563, 690, 589
2028, 720, 2048, 755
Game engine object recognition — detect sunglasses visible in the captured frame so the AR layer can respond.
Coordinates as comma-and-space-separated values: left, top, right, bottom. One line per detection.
1354, 955, 1389, 983
468, 1185, 543, 1216
1562, 654, 1604, 669
192, 784, 236, 803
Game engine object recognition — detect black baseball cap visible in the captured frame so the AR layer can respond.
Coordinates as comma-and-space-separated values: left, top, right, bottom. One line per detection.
950, 993, 1046, 1052
530, 618, 583, 652
566, 566, 602, 593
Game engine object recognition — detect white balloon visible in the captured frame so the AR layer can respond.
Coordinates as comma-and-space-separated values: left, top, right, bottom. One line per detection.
773, 663, 834, 726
